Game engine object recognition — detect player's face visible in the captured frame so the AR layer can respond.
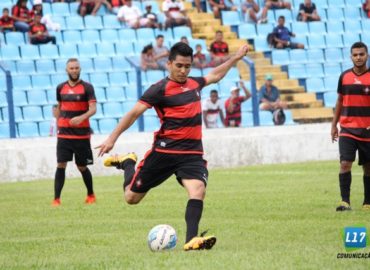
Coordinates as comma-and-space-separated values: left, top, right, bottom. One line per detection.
66, 61, 81, 82
168, 55, 192, 83
210, 92, 218, 103
351, 48, 368, 69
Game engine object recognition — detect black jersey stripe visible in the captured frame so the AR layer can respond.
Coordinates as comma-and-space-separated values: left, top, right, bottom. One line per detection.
341, 127, 370, 138
341, 107, 370, 117
58, 127, 92, 136
340, 85, 370, 95
59, 94, 89, 102
60, 110, 87, 118
163, 90, 200, 107
162, 113, 202, 130
154, 138, 203, 151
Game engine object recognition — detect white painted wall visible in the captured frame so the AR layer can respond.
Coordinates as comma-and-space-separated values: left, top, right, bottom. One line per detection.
0, 123, 338, 183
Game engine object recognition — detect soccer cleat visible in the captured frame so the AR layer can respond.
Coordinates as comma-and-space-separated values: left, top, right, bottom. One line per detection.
336, 201, 351, 211
103, 153, 137, 169
85, 194, 96, 204
52, 198, 61, 207
183, 231, 217, 251
362, 204, 370, 210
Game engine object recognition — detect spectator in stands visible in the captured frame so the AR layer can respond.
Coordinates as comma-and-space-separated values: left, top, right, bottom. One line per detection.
363, 0, 370, 18
117, 0, 152, 29
162, 0, 192, 29
193, 44, 208, 68
242, 0, 261, 23
203, 90, 225, 128
12, 0, 32, 32
49, 104, 58, 137
209, 0, 238, 19
225, 82, 251, 127
297, 0, 320, 22
28, 13, 56, 45
142, 2, 162, 29
180, 36, 189, 44
0, 8, 15, 33
209, 31, 230, 66
109, 0, 124, 14
273, 15, 304, 49
259, 74, 287, 111
32, 0, 61, 32
153, 34, 170, 70
78, 0, 112, 17
141, 44, 159, 71
260, 0, 291, 23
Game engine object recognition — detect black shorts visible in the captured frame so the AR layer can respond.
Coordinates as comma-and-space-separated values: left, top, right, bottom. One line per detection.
339, 136, 370, 165
57, 138, 93, 166
129, 150, 208, 193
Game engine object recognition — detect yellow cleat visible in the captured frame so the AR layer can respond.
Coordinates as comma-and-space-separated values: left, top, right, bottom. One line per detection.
103, 153, 137, 168
362, 204, 370, 210
336, 201, 351, 212
183, 235, 217, 251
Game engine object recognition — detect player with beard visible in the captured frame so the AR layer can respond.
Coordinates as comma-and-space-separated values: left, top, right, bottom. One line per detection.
52, 58, 97, 206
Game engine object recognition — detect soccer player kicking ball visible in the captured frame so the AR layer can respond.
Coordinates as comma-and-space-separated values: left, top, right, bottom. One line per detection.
97, 42, 249, 250
331, 42, 370, 211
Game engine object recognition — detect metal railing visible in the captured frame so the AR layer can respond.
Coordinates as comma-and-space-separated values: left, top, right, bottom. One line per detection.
0, 64, 16, 138
242, 57, 260, 126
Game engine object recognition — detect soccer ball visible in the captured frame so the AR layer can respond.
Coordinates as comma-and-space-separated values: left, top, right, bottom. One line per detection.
147, 224, 177, 251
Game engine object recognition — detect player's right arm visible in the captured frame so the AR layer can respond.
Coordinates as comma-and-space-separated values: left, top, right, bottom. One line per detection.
331, 74, 344, 142
96, 102, 148, 156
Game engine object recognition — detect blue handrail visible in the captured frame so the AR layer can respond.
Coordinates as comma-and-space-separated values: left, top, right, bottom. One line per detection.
242, 57, 260, 126
0, 64, 16, 138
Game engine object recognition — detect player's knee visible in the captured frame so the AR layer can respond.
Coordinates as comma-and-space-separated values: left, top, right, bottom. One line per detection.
124, 192, 142, 205
77, 166, 87, 172
57, 163, 67, 169
340, 161, 352, 172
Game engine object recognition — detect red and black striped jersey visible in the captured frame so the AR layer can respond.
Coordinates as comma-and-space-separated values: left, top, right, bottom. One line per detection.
139, 76, 206, 154
56, 80, 96, 139
210, 41, 229, 57
29, 23, 47, 35
338, 68, 370, 141
224, 96, 246, 127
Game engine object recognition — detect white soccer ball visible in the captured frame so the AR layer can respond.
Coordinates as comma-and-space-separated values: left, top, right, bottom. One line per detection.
147, 224, 177, 251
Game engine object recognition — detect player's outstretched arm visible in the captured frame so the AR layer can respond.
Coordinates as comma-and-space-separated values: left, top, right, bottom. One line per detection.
96, 102, 148, 156
205, 44, 249, 86
331, 95, 343, 143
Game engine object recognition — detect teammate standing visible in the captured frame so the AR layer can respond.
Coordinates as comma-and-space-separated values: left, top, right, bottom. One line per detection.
97, 43, 249, 250
52, 58, 97, 206
331, 42, 370, 211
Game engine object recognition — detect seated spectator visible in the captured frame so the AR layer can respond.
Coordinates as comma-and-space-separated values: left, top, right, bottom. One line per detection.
242, 0, 261, 23
203, 90, 225, 128
273, 15, 304, 49
209, 31, 230, 66
162, 0, 192, 29
224, 82, 251, 127
209, 0, 238, 19
180, 36, 189, 44
153, 35, 170, 70
79, 0, 112, 17
142, 2, 162, 29
32, 0, 61, 32
259, 74, 287, 111
260, 0, 291, 23
363, 0, 370, 18
49, 104, 58, 137
0, 8, 15, 33
28, 13, 56, 45
193, 44, 208, 68
12, 0, 32, 33
297, 0, 320, 22
117, 0, 152, 29
141, 44, 159, 71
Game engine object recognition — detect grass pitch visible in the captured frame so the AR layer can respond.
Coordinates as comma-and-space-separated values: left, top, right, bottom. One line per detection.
0, 161, 369, 270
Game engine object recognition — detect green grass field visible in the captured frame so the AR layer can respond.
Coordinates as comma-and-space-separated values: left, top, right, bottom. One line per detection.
0, 161, 369, 270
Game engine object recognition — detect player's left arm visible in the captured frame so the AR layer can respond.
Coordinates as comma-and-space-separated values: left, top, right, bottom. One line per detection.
204, 44, 249, 86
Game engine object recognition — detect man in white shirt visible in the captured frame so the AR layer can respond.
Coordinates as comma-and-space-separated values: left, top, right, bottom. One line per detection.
162, 0, 192, 29
202, 89, 225, 128
117, 0, 151, 29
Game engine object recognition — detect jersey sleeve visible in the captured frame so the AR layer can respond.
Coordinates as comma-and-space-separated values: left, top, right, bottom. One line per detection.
337, 73, 343, 94
139, 83, 163, 108
85, 83, 96, 102
191, 77, 207, 90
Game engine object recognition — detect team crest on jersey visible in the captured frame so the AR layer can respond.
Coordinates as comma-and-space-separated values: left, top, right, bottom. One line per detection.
181, 86, 190, 92
354, 77, 362, 84
67, 89, 74, 94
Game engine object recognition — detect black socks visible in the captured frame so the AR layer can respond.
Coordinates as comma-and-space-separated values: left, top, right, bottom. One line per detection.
81, 168, 94, 196
339, 171, 352, 204
185, 199, 203, 243
54, 167, 66, 199
363, 175, 370, 205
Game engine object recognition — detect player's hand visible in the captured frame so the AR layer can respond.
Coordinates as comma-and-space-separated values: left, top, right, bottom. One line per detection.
331, 125, 338, 142
95, 138, 115, 157
234, 44, 249, 60
69, 116, 83, 126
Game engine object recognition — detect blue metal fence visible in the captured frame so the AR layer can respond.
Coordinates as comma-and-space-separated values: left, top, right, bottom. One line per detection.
243, 57, 260, 126
0, 64, 16, 138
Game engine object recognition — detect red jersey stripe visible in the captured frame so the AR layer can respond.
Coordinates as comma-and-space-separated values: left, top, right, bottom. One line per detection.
57, 134, 91, 139
58, 118, 90, 128
160, 125, 202, 140
163, 100, 201, 119
342, 95, 370, 107
61, 101, 89, 111
340, 116, 370, 128
155, 148, 203, 155
340, 133, 370, 142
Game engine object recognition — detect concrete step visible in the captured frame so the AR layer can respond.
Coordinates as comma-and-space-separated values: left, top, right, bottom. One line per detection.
287, 100, 323, 109
291, 107, 334, 123
281, 92, 317, 102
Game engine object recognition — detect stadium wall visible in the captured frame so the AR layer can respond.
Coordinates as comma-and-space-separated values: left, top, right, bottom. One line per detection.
0, 123, 338, 183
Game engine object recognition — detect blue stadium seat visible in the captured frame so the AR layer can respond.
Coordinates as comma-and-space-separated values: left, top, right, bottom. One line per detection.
32, 74, 52, 89
94, 87, 106, 102
344, 20, 362, 33
0, 92, 7, 107
172, 26, 192, 40
308, 34, 326, 49
118, 29, 137, 42
326, 21, 344, 35
38, 121, 51, 137
13, 91, 28, 106
54, 59, 68, 73
51, 74, 67, 88
221, 11, 242, 26
127, 71, 137, 85
154, 29, 174, 42
325, 34, 343, 48
145, 1, 160, 13
79, 58, 95, 72
122, 100, 136, 113
5, 32, 25, 45
272, 50, 290, 65
12, 75, 32, 90
325, 48, 343, 62
274, 9, 293, 23
343, 33, 360, 47
51, 16, 67, 30
16, 60, 36, 74
1, 60, 17, 74
69, 1, 80, 15
253, 36, 271, 52
42, 3, 52, 14
259, 111, 274, 126
306, 49, 325, 63
77, 43, 97, 58
94, 57, 113, 72
361, 19, 370, 32
84, 15, 103, 29
256, 23, 274, 36
17, 122, 40, 137
20, 45, 40, 60
308, 21, 326, 35
134, 40, 152, 55
225, 67, 241, 82
1, 46, 21, 60
306, 63, 324, 78
100, 29, 120, 43
345, 0, 363, 7
0, 123, 10, 138
66, 16, 85, 30
23, 106, 44, 121
115, 42, 136, 56
284, 110, 295, 125
361, 32, 370, 45
59, 43, 79, 58
291, 22, 309, 36
324, 76, 338, 92
92, 103, 104, 119
291, 35, 308, 48
289, 49, 308, 64
46, 89, 57, 103
327, 8, 344, 21
266, 10, 276, 23
344, 7, 361, 19
96, 42, 116, 57
324, 91, 337, 107
105, 87, 127, 102
306, 78, 325, 93
109, 72, 129, 86
27, 90, 48, 105
324, 63, 342, 76
103, 102, 123, 118
90, 119, 99, 134
146, 70, 165, 84
144, 115, 160, 132
341, 59, 352, 71
81, 30, 100, 43
125, 86, 139, 100
103, 15, 122, 29
189, 69, 203, 77
42, 105, 54, 120
288, 64, 307, 79
238, 24, 257, 39
136, 28, 156, 42
89, 72, 109, 87
241, 99, 252, 112
36, 59, 55, 74
99, 118, 117, 134
14, 106, 23, 121
241, 112, 253, 127
39, 45, 59, 59
52, 2, 70, 16
63, 30, 82, 44
327, 0, 345, 8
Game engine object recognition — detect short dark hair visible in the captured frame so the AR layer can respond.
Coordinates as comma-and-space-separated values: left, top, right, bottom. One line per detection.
278, 15, 285, 20
216, 30, 223, 35
156, 34, 164, 39
351, 41, 368, 53
66, 58, 79, 65
3, 8, 9, 12
142, 44, 153, 54
210, 90, 218, 95
169, 42, 193, 61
